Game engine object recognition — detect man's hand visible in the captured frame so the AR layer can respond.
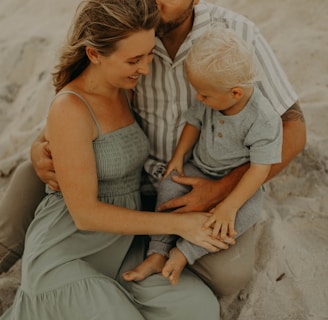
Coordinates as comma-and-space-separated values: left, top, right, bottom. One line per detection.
30, 131, 59, 191
158, 176, 227, 213
157, 164, 249, 213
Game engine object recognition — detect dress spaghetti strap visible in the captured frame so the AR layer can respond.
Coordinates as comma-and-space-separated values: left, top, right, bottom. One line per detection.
52, 90, 102, 137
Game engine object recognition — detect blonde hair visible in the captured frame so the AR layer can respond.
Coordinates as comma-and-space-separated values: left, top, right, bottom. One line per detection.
185, 27, 257, 90
52, 0, 159, 93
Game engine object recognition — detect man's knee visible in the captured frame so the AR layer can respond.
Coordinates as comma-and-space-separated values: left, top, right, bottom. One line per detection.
206, 257, 254, 297
190, 227, 256, 297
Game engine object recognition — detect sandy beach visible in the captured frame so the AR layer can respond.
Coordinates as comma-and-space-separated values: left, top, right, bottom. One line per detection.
0, 0, 327, 319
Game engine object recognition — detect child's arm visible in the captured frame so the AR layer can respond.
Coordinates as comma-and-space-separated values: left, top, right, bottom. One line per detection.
164, 123, 200, 178
204, 163, 271, 239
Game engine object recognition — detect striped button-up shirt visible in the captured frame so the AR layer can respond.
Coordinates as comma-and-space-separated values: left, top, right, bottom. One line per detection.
133, 1, 298, 188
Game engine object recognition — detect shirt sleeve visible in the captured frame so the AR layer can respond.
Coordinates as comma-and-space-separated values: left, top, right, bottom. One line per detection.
245, 109, 283, 165
184, 101, 206, 130
251, 26, 299, 115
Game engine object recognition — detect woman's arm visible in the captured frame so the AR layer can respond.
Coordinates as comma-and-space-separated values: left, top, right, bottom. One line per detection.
46, 95, 226, 252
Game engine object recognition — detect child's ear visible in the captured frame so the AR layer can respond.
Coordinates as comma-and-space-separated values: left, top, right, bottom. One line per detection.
231, 87, 243, 100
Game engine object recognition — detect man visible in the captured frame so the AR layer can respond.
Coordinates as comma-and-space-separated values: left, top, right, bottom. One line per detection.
131, 0, 305, 295
0, 0, 305, 297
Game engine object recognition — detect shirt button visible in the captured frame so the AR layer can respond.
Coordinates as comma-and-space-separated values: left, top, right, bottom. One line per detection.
218, 132, 223, 138
218, 119, 225, 124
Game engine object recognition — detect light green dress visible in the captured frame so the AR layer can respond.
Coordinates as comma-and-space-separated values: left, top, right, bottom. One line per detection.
1, 91, 219, 320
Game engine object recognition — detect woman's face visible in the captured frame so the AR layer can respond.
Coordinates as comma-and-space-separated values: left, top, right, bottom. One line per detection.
99, 29, 155, 89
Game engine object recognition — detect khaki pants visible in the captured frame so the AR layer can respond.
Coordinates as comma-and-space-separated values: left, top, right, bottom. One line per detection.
0, 161, 45, 256
190, 226, 256, 297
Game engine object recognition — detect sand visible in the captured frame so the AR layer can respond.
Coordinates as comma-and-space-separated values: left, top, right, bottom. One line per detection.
0, 0, 327, 319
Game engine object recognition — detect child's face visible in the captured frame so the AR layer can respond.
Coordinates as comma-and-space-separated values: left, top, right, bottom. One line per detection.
188, 71, 242, 115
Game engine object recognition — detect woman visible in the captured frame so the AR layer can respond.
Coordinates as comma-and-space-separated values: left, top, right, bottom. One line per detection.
0, 0, 221, 319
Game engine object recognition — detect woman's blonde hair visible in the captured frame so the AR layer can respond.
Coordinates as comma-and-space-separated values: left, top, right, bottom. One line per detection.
186, 27, 258, 90
52, 0, 159, 93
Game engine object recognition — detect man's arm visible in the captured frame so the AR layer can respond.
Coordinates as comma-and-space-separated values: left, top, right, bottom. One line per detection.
158, 101, 306, 213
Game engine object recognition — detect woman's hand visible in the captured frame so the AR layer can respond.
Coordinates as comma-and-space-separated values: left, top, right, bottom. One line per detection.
177, 212, 235, 252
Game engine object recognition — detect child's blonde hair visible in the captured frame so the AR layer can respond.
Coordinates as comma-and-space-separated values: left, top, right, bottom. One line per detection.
186, 27, 258, 90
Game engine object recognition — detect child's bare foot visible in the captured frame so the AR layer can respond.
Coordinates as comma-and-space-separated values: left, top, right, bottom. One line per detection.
162, 247, 187, 285
122, 253, 167, 281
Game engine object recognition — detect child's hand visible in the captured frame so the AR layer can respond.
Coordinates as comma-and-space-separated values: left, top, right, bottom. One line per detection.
203, 203, 237, 240
163, 158, 184, 179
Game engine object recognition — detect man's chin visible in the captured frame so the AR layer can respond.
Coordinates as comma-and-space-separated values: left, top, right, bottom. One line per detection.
156, 27, 170, 37
156, 22, 178, 37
